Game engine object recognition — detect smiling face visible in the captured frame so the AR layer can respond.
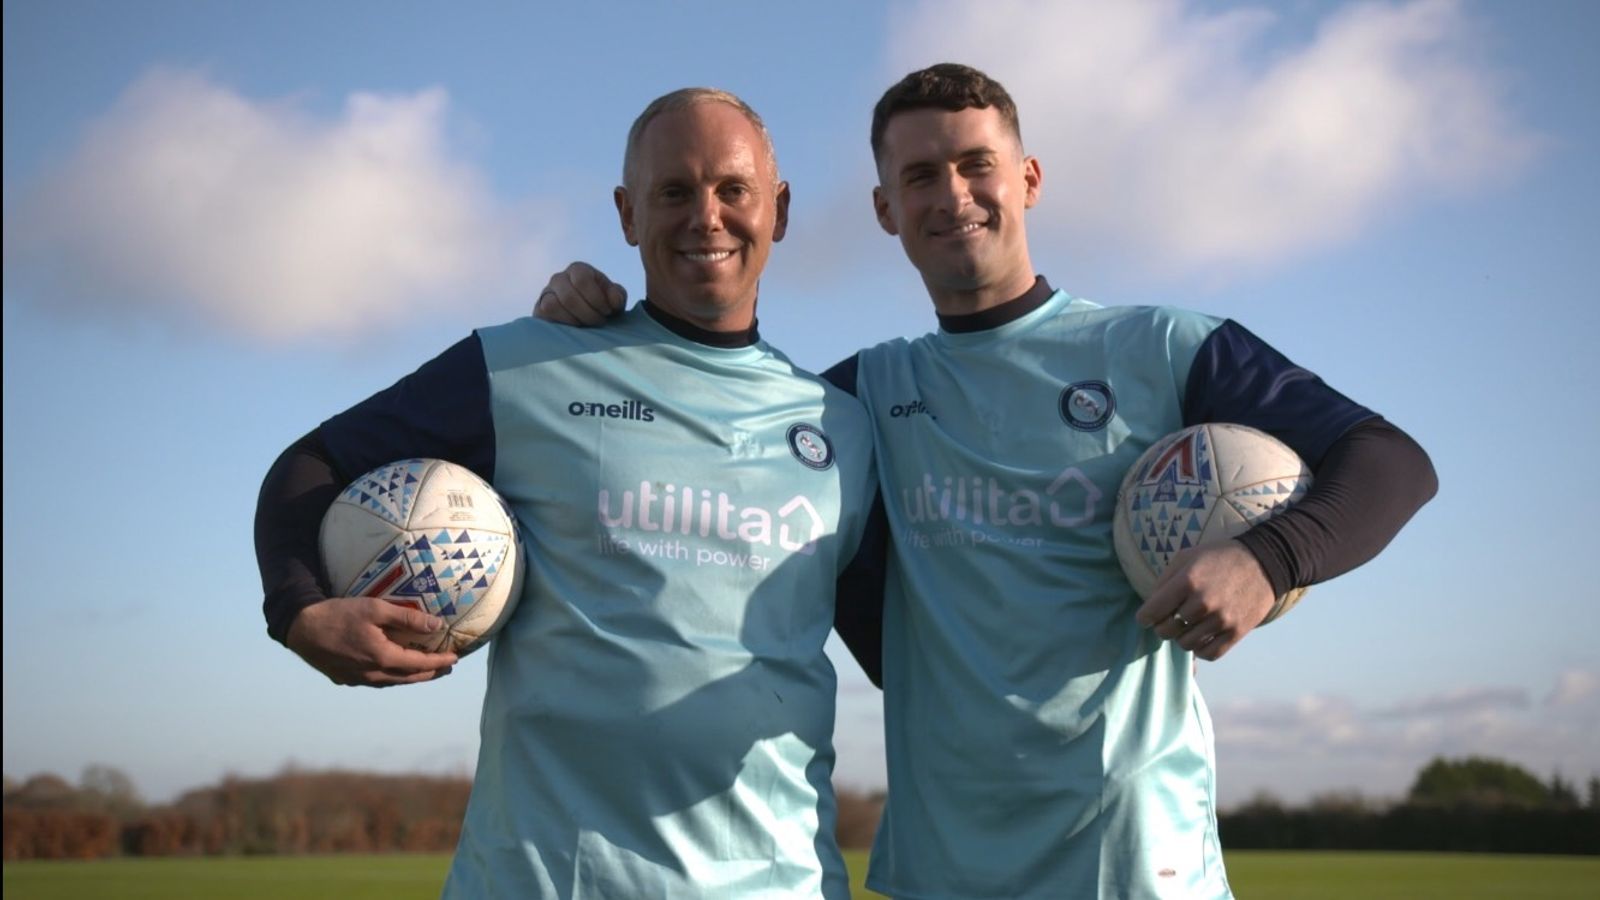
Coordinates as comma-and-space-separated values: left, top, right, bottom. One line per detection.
873, 105, 1041, 315
615, 101, 789, 332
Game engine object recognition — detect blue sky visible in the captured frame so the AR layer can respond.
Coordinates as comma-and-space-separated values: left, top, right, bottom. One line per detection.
4, 0, 1597, 807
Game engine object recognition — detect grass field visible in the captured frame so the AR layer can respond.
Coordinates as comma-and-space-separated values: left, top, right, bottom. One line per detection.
5, 850, 1598, 898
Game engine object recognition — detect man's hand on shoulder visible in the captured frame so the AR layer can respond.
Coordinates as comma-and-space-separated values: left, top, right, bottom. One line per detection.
286, 596, 459, 687
534, 261, 627, 326
1135, 541, 1276, 661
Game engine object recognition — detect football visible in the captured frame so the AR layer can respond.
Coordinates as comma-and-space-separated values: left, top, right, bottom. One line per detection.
1113, 423, 1311, 621
320, 458, 524, 655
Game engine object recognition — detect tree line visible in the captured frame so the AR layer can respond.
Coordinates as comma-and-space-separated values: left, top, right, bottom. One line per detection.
1, 765, 888, 862
1219, 757, 1600, 855
3, 767, 471, 861
4, 757, 1594, 861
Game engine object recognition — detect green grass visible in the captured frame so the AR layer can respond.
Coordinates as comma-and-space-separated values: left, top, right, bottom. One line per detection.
5, 851, 1597, 898
1, 855, 451, 900
844, 849, 888, 898
1223, 852, 1600, 899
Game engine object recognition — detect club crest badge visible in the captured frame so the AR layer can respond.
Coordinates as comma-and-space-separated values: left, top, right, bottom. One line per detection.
786, 423, 835, 470
1060, 380, 1115, 431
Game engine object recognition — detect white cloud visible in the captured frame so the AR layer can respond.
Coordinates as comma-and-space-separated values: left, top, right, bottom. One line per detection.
882, 0, 1538, 276
3, 69, 552, 342
1546, 669, 1600, 709
1211, 670, 1600, 805
1373, 686, 1529, 719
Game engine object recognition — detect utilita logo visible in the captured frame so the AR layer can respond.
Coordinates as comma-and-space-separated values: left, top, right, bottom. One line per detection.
598, 481, 825, 555
900, 467, 1102, 528
568, 398, 655, 422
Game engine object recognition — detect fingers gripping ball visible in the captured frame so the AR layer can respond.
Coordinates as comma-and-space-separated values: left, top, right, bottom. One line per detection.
1113, 424, 1311, 623
321, 459, 526, 654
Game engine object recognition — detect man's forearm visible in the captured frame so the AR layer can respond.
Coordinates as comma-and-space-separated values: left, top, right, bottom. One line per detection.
255, 430, 344, 645
1235, 417, 1437, 595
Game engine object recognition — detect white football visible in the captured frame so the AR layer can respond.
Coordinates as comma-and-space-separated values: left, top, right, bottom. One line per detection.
1113, 424, 1311, 618
320, 458, 524, 655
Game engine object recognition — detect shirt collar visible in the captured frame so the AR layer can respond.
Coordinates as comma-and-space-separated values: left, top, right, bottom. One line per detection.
642, 299, 760, 348
936, 276, 1054, 334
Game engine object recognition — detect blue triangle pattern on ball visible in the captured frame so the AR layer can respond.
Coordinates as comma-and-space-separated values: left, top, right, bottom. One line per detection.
1123, 428, 1224, 580
343, 459, 432, 526
393, 567, 440, 598
419, 529, 511, 614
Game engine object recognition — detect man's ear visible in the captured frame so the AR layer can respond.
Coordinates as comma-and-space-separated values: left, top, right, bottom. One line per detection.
873, 185, 899, 236
1022, 155, 1042, 209
614, 186, 639, 246
771, 181, 791, 242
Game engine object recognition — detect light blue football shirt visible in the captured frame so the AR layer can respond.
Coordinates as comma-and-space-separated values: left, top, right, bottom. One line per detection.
854, 290, 1233, 899
436, 305, 876, 898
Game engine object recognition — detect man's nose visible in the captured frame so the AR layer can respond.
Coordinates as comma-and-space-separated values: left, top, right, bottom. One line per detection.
690, 190, 724, 232
936, 171, 972, 215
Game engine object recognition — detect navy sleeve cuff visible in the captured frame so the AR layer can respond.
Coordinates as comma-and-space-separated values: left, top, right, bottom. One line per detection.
1235, 418, 1437, 597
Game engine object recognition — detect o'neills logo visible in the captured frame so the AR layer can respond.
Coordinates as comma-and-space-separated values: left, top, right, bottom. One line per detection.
598, 482, 825, 555
568, 398, 655, 421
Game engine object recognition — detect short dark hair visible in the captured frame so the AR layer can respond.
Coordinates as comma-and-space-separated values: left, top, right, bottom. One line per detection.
871, 63, 1023, 166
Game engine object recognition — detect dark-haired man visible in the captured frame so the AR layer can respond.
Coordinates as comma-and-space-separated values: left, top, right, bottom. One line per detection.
255, 88, 881, 898
535, 64, 1435, 898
